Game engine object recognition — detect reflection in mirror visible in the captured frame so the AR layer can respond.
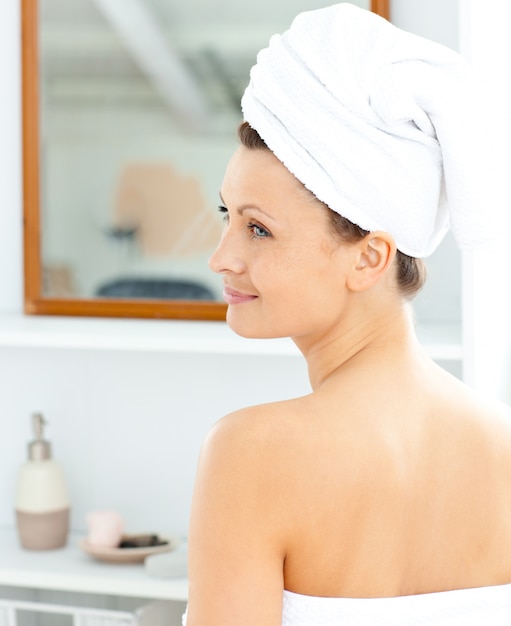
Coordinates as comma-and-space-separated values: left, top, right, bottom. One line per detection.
23, 0, 389, 320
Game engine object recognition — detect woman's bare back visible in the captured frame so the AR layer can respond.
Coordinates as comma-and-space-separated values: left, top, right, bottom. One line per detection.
274, 354, 511, 598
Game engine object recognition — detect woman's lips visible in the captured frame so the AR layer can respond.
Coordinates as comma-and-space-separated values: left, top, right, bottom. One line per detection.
223, 286, 258, 305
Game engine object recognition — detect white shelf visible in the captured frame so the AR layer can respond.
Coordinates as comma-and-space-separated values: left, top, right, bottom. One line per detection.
0, 527, 188, 601
0, 314, 461, 360
0, 315, 299, 355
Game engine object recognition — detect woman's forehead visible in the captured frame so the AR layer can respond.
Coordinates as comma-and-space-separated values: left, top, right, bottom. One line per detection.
222, 146, 310, 200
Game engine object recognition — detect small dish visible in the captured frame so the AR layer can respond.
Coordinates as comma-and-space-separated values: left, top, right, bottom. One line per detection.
79, 534, 180, 564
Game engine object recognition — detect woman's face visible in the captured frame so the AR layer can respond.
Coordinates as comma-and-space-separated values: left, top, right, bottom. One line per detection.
209, 146, 354, 340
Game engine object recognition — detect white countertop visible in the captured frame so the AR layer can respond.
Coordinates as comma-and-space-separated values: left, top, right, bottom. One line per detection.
0, 527, 188, 601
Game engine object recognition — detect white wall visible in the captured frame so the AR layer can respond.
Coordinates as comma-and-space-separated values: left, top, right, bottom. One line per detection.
459, 0, 511, 401
0, 0, 22, 314
0, 347, 309, 535
391, 0, 459, 49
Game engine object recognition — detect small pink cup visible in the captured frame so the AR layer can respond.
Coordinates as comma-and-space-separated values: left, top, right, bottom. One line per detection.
86, 510, 124, 548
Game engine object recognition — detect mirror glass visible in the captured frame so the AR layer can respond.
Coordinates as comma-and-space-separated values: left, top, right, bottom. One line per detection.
27, 0, 381, 318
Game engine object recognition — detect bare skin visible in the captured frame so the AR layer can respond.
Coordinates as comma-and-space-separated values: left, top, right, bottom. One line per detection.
186, 147, 511, 626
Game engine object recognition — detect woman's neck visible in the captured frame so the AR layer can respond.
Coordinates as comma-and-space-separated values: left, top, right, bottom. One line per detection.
294, 298, 420, 391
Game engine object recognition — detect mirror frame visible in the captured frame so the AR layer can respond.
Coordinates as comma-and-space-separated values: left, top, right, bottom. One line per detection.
22, 0, 389, 321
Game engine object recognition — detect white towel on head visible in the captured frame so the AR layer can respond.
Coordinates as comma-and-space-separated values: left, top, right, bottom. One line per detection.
241, 3, 493, 258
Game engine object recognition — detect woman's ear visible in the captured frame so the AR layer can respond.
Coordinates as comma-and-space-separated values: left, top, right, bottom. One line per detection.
346, 232, 396, 292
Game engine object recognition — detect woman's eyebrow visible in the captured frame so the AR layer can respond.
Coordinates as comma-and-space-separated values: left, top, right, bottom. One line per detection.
237, 205, 275, 222
218, 192, 275, 222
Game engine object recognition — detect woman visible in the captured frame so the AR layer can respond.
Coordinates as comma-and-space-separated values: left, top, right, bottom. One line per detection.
185, 4, 511, 625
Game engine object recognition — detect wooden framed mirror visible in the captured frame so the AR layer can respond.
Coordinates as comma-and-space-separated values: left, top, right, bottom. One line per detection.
22, 0, 389, 321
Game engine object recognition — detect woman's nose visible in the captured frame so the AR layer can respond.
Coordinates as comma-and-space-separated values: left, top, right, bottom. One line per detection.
208, 229, 245, 275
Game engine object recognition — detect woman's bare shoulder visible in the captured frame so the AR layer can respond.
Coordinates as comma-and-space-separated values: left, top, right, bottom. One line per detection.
187, 402, 312, 625
201, 395, 315, 463
198, 392, 369, 515
439, 370, 511, 432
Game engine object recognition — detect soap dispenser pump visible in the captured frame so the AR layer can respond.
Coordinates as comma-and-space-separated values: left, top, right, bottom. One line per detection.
15, 413, 70, 550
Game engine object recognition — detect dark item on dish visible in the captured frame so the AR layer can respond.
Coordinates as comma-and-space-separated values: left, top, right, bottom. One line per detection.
119, 534, 168, 549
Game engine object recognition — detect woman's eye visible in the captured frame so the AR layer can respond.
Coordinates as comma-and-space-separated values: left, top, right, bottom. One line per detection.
248, 222, 271, 239
218, 205, 229, 222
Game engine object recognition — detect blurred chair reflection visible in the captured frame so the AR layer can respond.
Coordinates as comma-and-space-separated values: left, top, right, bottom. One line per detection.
95, 278, 215, 300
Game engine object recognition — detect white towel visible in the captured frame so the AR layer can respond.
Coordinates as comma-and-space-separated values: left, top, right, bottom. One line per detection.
241, 3, 493, 258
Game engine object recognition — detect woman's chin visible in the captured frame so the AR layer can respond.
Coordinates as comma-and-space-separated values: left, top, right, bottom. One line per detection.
225, 318, 262, 339
225, 311, 287, 340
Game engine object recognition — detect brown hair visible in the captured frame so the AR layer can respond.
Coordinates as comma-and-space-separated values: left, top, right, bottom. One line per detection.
237, 121, 426, 300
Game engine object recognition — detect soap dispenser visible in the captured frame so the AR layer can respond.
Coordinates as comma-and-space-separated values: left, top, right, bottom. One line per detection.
15, 413, 70, 550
